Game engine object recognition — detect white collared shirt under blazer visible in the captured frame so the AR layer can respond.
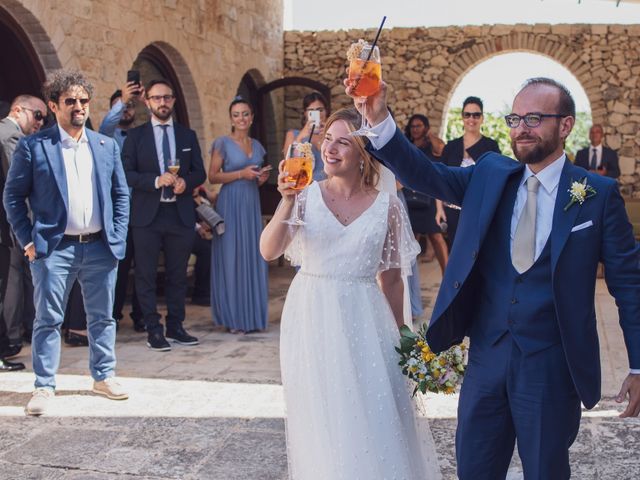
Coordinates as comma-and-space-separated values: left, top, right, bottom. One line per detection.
58, 125, 102, 235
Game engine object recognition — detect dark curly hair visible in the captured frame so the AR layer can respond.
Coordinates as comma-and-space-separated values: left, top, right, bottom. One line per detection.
43, 69, 94, 104
403, 114, 430, 141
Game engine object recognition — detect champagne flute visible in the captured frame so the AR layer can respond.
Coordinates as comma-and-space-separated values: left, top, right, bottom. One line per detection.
167, 157, 180, 175
162, 158, 180, 198
347, 42, 381, 137
282, 142, 314, 226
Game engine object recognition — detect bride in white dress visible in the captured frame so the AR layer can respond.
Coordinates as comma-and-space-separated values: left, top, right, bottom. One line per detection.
261, 108, 441, 480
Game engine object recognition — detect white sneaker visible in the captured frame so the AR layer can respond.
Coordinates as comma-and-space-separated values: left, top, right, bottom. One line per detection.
92, 377, 129, 400
25, 388, 54, 416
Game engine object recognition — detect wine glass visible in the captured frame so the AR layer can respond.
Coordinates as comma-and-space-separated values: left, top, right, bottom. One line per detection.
167, 157, 180, 175
347, 43, 381, 137
282, 142, 314, 226
162, 158, 180, 198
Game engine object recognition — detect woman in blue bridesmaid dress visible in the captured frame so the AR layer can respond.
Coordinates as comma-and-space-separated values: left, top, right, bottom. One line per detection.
208, 97, 270, 333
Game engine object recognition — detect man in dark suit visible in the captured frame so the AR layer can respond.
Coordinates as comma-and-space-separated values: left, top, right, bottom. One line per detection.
0, 169, 23, 371
4, 70, 130, 415
122, 79, 206, 352
346, 77, 640, 478
0, 95, 46, 358
574, 124, 621, 179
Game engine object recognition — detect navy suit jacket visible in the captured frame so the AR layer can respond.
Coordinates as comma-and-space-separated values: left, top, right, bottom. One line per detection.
122, 121, 206, 228
372, 128, 640, 408
575, 145, 620, 179
2, 125, 130, 260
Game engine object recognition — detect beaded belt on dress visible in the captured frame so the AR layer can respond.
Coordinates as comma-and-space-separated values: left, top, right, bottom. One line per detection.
298, 271, 376, 284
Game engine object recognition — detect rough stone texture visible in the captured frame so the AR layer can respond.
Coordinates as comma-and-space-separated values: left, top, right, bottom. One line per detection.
284, 25, 640, 196
1, 0, 284, 157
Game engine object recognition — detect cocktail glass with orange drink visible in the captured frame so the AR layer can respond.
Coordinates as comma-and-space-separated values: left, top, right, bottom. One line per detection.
282, 142, 315, 226
347, 40, 381, 137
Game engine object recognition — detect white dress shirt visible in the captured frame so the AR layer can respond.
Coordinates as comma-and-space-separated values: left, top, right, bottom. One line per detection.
59, 125, 102, 235
509, 154, 565, 260
151, 117, 177, 202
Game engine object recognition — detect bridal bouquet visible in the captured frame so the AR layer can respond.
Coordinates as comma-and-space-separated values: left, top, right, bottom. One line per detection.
396, 324, 467, 396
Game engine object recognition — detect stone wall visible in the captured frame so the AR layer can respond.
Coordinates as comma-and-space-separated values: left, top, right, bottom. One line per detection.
2, 0, 284, 157
284, 25, 640, 196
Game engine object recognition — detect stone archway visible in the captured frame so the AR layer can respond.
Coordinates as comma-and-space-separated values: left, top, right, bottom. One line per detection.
0, 0, 61, 108
132, 41, 204, 144
433, 34, 601, 137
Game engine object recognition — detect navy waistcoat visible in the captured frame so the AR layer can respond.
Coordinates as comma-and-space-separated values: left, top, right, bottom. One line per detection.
470, 173, 562, 355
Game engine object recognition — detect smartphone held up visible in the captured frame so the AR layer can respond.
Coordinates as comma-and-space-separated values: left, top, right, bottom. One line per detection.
127, 70, 141, 96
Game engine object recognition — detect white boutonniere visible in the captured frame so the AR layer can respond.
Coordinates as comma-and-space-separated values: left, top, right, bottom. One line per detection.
564, 177, 596, 211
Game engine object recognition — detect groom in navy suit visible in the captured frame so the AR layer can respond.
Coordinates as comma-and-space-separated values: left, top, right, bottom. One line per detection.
346, 77, 640, 478
3, 70, 130, 414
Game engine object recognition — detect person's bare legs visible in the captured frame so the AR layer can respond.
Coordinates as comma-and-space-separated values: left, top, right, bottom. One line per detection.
428, 232, 449, 274
425, 236, 436, 262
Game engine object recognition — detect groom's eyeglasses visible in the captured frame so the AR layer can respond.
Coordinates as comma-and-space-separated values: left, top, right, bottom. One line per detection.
504, 113, 568, 128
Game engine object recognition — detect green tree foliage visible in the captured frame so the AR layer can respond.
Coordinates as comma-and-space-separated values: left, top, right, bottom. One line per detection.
444, 108, 592, 160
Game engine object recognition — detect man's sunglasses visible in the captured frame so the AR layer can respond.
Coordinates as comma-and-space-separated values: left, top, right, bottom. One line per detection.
504, 113, 568, 129
21, 107, 45, 121
462, 112, 482, 119
63, 98, 90, 107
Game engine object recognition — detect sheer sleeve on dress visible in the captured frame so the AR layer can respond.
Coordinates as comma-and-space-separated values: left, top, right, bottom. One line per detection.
283, 188, 309, 267
378, 194, 420, 276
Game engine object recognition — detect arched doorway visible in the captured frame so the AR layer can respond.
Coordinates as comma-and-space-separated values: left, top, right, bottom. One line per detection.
0, 2, 60, 115
129, 42, 203, 146
442, 52, 592, 158
242, 75, 331, 215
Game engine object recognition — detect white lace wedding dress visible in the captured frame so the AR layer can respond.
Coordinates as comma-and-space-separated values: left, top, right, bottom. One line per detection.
280, 182, 442, 480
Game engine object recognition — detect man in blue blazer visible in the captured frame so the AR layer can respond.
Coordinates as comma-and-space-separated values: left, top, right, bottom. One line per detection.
122, 79, 206, 352
346, 77, 640, 478
3, 70, 130, 415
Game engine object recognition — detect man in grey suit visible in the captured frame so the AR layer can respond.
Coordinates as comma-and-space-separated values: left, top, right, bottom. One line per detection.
4, 70, 130, 415
0, 95, 46, 357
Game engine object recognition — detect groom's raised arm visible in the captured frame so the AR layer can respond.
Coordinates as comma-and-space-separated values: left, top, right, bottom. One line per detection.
346, 80, 471, 206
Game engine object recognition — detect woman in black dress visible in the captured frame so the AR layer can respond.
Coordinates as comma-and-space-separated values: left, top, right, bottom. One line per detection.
403, 114, 448, 274
435, 97, 501, 249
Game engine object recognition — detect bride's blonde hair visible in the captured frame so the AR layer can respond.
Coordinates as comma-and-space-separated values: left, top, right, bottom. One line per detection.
323, 108, 380, 189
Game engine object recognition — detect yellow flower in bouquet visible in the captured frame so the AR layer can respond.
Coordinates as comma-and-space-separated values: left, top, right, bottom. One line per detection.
396, 324, 467, 396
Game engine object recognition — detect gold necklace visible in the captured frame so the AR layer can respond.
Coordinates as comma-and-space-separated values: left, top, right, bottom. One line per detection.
326, 180, 361, 202
325, 182, 362, 225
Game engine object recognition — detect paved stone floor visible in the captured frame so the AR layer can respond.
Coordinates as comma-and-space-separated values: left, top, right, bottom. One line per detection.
0, 261, 638, 479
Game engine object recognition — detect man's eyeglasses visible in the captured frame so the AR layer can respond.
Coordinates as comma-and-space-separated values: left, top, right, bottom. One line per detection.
21, 107, 45, 121
63, 98, 90, 107
147, 95, 175, 103
462, 112, 482, 119
504, 113, 568, 128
